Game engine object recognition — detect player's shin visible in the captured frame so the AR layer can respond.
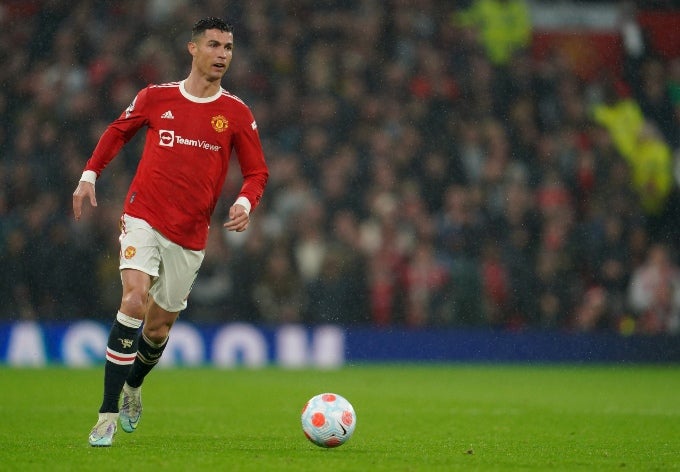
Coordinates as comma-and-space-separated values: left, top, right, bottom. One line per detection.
99, 312, 142, 413
125, 333, 168, 388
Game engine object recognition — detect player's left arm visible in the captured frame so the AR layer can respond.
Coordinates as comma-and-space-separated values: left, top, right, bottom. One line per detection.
224, 113, 269, 232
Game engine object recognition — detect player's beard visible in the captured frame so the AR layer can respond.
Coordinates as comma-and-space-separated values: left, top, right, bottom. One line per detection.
207, 65, 227, 82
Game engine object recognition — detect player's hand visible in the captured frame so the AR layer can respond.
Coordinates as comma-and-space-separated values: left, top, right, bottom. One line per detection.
224, 203, 250, 232
72, 181, 97, 221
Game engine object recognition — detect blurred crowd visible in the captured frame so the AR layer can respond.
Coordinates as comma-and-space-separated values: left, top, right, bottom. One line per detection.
1, 0, 680, 334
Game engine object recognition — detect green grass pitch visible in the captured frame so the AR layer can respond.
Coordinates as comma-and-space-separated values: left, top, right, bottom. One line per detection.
1, 364, 679, 471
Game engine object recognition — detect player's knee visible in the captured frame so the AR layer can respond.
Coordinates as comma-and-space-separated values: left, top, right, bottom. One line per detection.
143, 322, 172, 343
120, 292, 148, 318
144, 310, 176, 342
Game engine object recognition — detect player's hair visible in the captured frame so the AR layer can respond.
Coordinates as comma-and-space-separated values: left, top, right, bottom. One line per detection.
191, 17, 233, 40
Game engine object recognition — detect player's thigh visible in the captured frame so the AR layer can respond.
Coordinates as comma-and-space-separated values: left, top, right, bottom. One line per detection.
118, 214, 161, 278
150, 240, 204, 313
120, 268, 152, 302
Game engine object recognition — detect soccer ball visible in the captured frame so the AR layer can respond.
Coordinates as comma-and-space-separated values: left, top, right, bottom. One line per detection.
301, 393, 356, 448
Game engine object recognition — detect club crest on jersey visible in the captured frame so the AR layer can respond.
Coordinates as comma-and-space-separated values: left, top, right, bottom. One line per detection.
123, 246, 136, 259
211, 115, 228, 133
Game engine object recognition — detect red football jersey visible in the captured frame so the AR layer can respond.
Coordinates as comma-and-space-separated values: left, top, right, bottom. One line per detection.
84, 80, 269, 250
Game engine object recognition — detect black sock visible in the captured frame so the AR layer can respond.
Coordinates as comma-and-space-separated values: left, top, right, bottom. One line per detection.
125, 333, 168, 389
99, 313, 141, 413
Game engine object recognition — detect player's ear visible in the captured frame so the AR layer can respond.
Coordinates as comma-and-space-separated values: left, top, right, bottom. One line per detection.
187, 41, 197, 57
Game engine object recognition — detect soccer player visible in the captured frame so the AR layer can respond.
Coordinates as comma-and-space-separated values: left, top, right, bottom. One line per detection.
72, 17, 269, 447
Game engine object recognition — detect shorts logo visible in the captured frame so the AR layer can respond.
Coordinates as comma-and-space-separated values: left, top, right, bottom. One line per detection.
211, 115, 228, 133
124, 246, 136, 259
159, 129, 174, 146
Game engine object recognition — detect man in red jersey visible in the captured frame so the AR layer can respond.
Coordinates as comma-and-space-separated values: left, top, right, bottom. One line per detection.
73, 17, 268, 447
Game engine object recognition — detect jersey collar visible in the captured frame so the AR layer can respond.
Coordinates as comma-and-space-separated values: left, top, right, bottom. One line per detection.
179, 80, 222, 103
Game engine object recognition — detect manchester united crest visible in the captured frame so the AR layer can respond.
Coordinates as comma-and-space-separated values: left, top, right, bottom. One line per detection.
211, 115, 228, 133
123, 246, 136, 259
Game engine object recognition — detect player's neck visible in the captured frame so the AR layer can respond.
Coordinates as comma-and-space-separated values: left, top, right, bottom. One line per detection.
183, 74, 222, 98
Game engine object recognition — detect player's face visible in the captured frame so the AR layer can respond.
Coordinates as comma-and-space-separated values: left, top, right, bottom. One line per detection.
190, 29, 233, 82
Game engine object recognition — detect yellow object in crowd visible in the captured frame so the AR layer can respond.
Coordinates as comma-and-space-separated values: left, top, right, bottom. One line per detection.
456, 0, 532, 65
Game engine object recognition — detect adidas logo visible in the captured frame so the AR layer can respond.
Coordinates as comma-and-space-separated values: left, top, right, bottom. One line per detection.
161, 110, 174, 119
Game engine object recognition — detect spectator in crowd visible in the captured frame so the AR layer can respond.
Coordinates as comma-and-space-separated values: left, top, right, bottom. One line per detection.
187, 228, 233, 323
253, 245, 305, 325
401, 240, 451, 327
588, 213, 631, 324
628, 243, 680, 334
307, 209, 369, 325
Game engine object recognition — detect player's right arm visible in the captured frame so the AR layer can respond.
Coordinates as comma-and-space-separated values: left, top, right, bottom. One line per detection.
72, 177, 97, 221
72, 87, 150, 221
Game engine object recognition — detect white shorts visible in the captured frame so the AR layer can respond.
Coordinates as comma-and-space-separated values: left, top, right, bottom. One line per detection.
118, 214, 205, 312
